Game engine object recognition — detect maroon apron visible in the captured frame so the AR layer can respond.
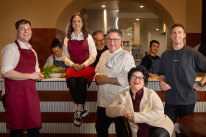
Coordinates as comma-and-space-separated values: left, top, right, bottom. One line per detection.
4, 40, 41, 129
66, 37, 95, 85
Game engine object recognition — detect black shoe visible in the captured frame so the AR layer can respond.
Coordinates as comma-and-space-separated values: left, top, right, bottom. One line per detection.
74, 111, 82, 127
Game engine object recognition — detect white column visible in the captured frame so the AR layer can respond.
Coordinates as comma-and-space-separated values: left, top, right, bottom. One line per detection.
133, 22, 140, 44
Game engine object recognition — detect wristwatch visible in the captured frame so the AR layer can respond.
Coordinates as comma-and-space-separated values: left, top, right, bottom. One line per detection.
197, 81, 203, 87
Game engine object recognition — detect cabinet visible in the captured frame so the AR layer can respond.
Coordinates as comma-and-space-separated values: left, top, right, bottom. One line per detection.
122, 43, 143, 65
132, 47, 143, 65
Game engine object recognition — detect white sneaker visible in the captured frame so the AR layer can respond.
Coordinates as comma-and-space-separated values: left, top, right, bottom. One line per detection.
73, 111, 82, 126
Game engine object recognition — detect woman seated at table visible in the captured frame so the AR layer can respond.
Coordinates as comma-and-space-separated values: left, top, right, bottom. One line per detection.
106, 65, 175, 137
44, 38, 67, 69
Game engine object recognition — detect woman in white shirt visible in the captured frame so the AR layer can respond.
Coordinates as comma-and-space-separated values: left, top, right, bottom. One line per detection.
62, 12, 97, 127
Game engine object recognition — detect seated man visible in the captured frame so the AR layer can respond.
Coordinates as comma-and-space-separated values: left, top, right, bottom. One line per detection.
44, 38, 67, 69
141, 40, 160, 77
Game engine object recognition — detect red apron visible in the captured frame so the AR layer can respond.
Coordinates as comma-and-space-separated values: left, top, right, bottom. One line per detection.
4, 40, 41, 129
66, 37, 95, 85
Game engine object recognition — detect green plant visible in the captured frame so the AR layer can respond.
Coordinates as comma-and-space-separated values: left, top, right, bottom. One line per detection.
42, 65, 67, 79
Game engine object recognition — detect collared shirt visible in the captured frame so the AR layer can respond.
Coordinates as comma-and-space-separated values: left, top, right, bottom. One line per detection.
1, 40, 40, 74
130, 88, 150, 137
63, 32, 97, 67
95, 47, 135, 107
44, 52, 64, 67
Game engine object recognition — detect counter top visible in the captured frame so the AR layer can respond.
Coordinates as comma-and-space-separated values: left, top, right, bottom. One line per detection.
0, 76, 203, 82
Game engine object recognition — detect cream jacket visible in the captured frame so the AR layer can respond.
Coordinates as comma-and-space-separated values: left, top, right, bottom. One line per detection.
106, 87, 175, 137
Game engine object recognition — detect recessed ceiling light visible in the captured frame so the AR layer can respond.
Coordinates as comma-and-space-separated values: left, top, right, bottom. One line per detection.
136, 18, 140, 21
156, 28, 159, 31
140, 5, 144, 8
101, 5, 106, 8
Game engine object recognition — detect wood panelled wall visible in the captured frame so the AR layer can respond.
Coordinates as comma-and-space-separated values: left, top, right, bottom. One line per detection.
186, 33, 202, 48
30, 28, 57, 70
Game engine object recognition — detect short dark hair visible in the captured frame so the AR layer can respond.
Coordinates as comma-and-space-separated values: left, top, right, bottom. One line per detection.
107, 28, 123, 39
150, 40, 160, 48
171, 24, 185, 32
92, 30, 104, 38
128, 65, 149, 85
15, 19, 31, 29
51, 38, 62, 49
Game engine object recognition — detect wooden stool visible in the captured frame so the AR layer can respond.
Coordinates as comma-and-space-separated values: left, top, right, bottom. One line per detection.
180, 113, 206, 137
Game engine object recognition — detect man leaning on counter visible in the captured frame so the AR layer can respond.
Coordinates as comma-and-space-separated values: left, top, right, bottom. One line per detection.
1, 19, 44, 137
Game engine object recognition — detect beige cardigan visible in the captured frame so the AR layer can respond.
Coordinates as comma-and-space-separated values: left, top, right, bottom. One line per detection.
106, 87, 176, 137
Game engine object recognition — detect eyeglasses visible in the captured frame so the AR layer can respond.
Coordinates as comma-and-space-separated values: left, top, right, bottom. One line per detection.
95, 39, 104, 42
131, 75, 144, 81
107, 38, 120, 42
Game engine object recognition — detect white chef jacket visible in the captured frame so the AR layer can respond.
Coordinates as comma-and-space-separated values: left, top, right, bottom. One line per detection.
95, 47, 136, 108
63, 32, 97, 67
1, 40, 40, 74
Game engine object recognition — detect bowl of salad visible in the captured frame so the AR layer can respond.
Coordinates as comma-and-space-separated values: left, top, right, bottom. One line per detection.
49, 73, 63, 78
42, 65, 66, 79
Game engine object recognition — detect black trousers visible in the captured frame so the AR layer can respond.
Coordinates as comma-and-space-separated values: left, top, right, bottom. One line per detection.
10, 128, 40, 137
165, 104, 195, 137
164, 103, 195, 124
67, 77, 87, 104
149, 126, 170, 137
1, 94, 5, 108
95, 107, 128, 137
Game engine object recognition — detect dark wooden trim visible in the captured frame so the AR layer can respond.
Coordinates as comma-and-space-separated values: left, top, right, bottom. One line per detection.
1, 90, 206, 102
38, 91, 97, 101
0, 134, 116, 137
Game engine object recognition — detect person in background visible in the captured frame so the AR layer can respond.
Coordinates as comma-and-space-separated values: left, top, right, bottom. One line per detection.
95, 28, 135, 137
141, 40, 160, 77
62, 12, 97, 127
106, 65, 175, 137
1, 19, 44, 137
159, 24, 206, 136
44, 38, 67, 69
92, 30, 108, 67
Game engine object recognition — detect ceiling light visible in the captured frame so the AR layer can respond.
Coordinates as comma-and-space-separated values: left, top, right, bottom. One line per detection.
140, 5, 144, 8
136, 18, 140, 21
156, 28, 159, 31
101, 5, 106, 8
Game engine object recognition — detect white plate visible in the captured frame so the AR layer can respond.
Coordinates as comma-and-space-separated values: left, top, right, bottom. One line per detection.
49, 73, 63, 78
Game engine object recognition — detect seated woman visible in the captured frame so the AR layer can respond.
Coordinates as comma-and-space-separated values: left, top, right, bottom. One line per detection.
44, 38, 67, 69
106, 65, 175, 137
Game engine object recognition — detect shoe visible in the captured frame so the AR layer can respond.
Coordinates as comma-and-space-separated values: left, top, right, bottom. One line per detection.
81, 107, 89, 118
74, 111, 82, 127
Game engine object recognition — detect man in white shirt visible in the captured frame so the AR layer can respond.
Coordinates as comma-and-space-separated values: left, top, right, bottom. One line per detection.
95, 29, 135, 137
1, 19, 44, 137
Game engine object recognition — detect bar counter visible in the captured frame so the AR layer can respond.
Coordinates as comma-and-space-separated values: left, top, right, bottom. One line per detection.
0, 77, 206, 137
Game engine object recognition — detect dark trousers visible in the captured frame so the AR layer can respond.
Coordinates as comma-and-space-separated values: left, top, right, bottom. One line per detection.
164, 103, 195, 124
10, 128, 40, 137
95, 107, 128, 137
67, 77, 87, 104
164, 104, 195, 137
1, 94, 5, 108
149, 126, 170, 137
